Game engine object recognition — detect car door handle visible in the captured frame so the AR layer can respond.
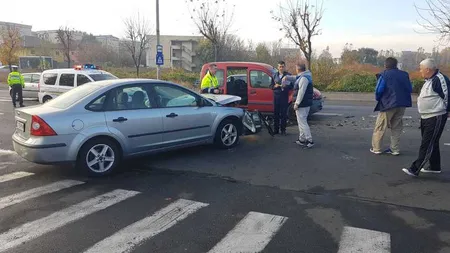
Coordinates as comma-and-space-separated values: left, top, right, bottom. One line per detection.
250, 90, 257, 94
166, 113, 178, 118
113, 117, 128, 122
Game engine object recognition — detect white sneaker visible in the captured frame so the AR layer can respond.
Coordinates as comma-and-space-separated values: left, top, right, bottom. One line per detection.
370, 148, 382, 154
420, 168, 442, 174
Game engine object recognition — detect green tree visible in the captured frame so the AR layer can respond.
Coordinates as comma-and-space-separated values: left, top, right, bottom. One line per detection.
255, 43, 271, 64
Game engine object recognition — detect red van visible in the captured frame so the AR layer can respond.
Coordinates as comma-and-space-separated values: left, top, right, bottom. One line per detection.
199, 62, 323, 119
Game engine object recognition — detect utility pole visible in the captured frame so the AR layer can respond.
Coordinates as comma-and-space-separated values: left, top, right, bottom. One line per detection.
156, 0, 161, 80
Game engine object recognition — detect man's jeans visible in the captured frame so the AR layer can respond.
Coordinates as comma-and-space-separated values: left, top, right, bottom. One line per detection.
371, 107, 406, 153
295, 106, 312, 142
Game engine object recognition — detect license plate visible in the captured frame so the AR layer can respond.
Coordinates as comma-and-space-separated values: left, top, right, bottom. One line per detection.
16, 121, 25, 132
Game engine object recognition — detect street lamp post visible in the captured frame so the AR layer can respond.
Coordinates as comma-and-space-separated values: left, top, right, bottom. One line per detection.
156, 0, 161, 80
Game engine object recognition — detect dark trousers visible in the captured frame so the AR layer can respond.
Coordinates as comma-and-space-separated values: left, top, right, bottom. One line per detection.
409, 114, 448, 173
11, 84, 23, 107
273, 95, 288, 132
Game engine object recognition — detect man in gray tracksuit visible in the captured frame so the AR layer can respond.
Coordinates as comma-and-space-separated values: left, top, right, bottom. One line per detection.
403, 58, 450, 177
283, 63, 314, 148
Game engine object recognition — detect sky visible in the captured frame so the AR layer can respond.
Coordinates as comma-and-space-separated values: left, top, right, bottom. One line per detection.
1, 0, 444, 58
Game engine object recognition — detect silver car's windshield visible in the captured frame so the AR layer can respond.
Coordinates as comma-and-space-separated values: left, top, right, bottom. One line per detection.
45, 84, 103, 109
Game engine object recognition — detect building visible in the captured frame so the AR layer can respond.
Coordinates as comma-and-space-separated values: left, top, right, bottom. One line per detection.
146, 35, 203, 72
95, 35, 120, 53
35, 30, 85, 44
0, 21, 32, 38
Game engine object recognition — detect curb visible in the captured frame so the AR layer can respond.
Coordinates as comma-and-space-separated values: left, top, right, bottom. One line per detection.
322, 92, 418, 103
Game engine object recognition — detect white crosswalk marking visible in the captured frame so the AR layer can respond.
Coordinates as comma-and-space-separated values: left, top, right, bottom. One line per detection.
83, 198, 208, 253
0, 171, 34, 183
0, 189, 140, 253
207, 211, 288, 253
0, 180, 85, 210
337, 226, 390, 253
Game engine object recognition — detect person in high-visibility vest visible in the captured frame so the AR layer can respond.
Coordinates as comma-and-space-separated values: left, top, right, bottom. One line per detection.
7, 66, 25, 108
201, 63, 220, 94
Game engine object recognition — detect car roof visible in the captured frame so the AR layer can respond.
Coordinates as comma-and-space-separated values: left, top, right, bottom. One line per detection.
202, 61, 275, 69
41, 68, 111, 75
91, 78, 184, 90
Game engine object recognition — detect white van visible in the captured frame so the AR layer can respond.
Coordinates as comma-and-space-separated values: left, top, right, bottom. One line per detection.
38, 64, 118, 103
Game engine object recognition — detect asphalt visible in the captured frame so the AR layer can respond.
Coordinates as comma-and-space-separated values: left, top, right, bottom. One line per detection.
0, 91, 450, 253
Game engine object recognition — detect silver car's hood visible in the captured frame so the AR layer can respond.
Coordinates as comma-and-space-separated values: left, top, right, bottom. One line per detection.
201, 94, 241, 105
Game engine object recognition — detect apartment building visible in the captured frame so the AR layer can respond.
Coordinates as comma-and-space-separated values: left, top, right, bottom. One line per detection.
35, 30, 85, 44
95, 35, 120, 53
146, 35, 203, 72
0, 21, 32, 38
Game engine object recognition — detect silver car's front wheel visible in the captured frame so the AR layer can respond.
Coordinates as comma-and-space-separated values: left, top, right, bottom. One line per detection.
86, 144, 115, 173
214, 119, 240, 149
221, 123, 238, 147
77, 138, 121, 176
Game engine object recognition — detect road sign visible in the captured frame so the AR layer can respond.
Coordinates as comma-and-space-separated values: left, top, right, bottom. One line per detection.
156, 52, 164, 66
156, 45, 163, 53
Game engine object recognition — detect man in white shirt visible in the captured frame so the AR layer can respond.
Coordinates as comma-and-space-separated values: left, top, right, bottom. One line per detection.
403, 58, 450, 177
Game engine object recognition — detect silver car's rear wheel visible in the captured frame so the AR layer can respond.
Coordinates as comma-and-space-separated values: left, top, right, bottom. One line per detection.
86, 144, 115, 173
77, 137, 121, 176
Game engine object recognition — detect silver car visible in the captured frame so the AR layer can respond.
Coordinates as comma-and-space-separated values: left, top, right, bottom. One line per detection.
12, 79, 246, 176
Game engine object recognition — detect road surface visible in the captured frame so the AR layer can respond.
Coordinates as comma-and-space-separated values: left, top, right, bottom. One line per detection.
0, 90, 449, 253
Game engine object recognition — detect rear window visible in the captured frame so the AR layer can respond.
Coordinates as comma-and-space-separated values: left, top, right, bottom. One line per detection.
44, 84, 103, 109
43, 73, 57, 85
89, 73, 117, 81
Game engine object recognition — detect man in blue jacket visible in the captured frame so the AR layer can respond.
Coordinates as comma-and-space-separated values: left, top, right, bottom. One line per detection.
371, 57, 412, 156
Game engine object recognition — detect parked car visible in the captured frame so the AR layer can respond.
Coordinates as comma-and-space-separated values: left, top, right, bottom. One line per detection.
12, 79, 247, 176
38, 64, 117, 103
9, 72, 41, 100
199, 62, 324, 120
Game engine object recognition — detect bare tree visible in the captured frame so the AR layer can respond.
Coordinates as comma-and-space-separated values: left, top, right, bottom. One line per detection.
0, 25, 22, 71
415, 0, 450, 43
272, 0, 324, 69
123, 13, 151, 77
186, 0, 235, 61
56, 26, 76, 67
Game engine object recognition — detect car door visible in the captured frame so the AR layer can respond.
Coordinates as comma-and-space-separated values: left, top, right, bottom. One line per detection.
58, 73, 75, 94
248, 68, 275, 113
76, 74, 92, 87
151, 83, 214, 146
104, 83, 164, 153
21, 74, 33, 98
29, 74, 40, 98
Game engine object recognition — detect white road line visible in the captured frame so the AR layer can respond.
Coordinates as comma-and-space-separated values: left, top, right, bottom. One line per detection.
207, 211, 288, 253
0, 180, 85, 210
337, 226, 390, 253
314, 112, 343, 116
83, 198, 208, 253
0, 171, 34, 183
0, 149, 17, 155
370, 115, 412, 119
444, 143, 450, 146
0, 189, 140, 253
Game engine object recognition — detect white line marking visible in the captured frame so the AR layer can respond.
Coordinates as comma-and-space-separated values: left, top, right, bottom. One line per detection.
337, 226, 390, 253
444, 143, 450, 146
0, 189, 139, 253
83, 198, 208, 253
370, 114, 412, 119
207, 211, 288, 253
0, 180, 85, 210
0, 171, 34, 183
0, 149, 17, 155
314, 112, 343, 116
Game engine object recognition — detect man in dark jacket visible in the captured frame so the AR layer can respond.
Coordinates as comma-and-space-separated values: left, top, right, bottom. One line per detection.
371, 57, 412, 156
269, 61, 293, 135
